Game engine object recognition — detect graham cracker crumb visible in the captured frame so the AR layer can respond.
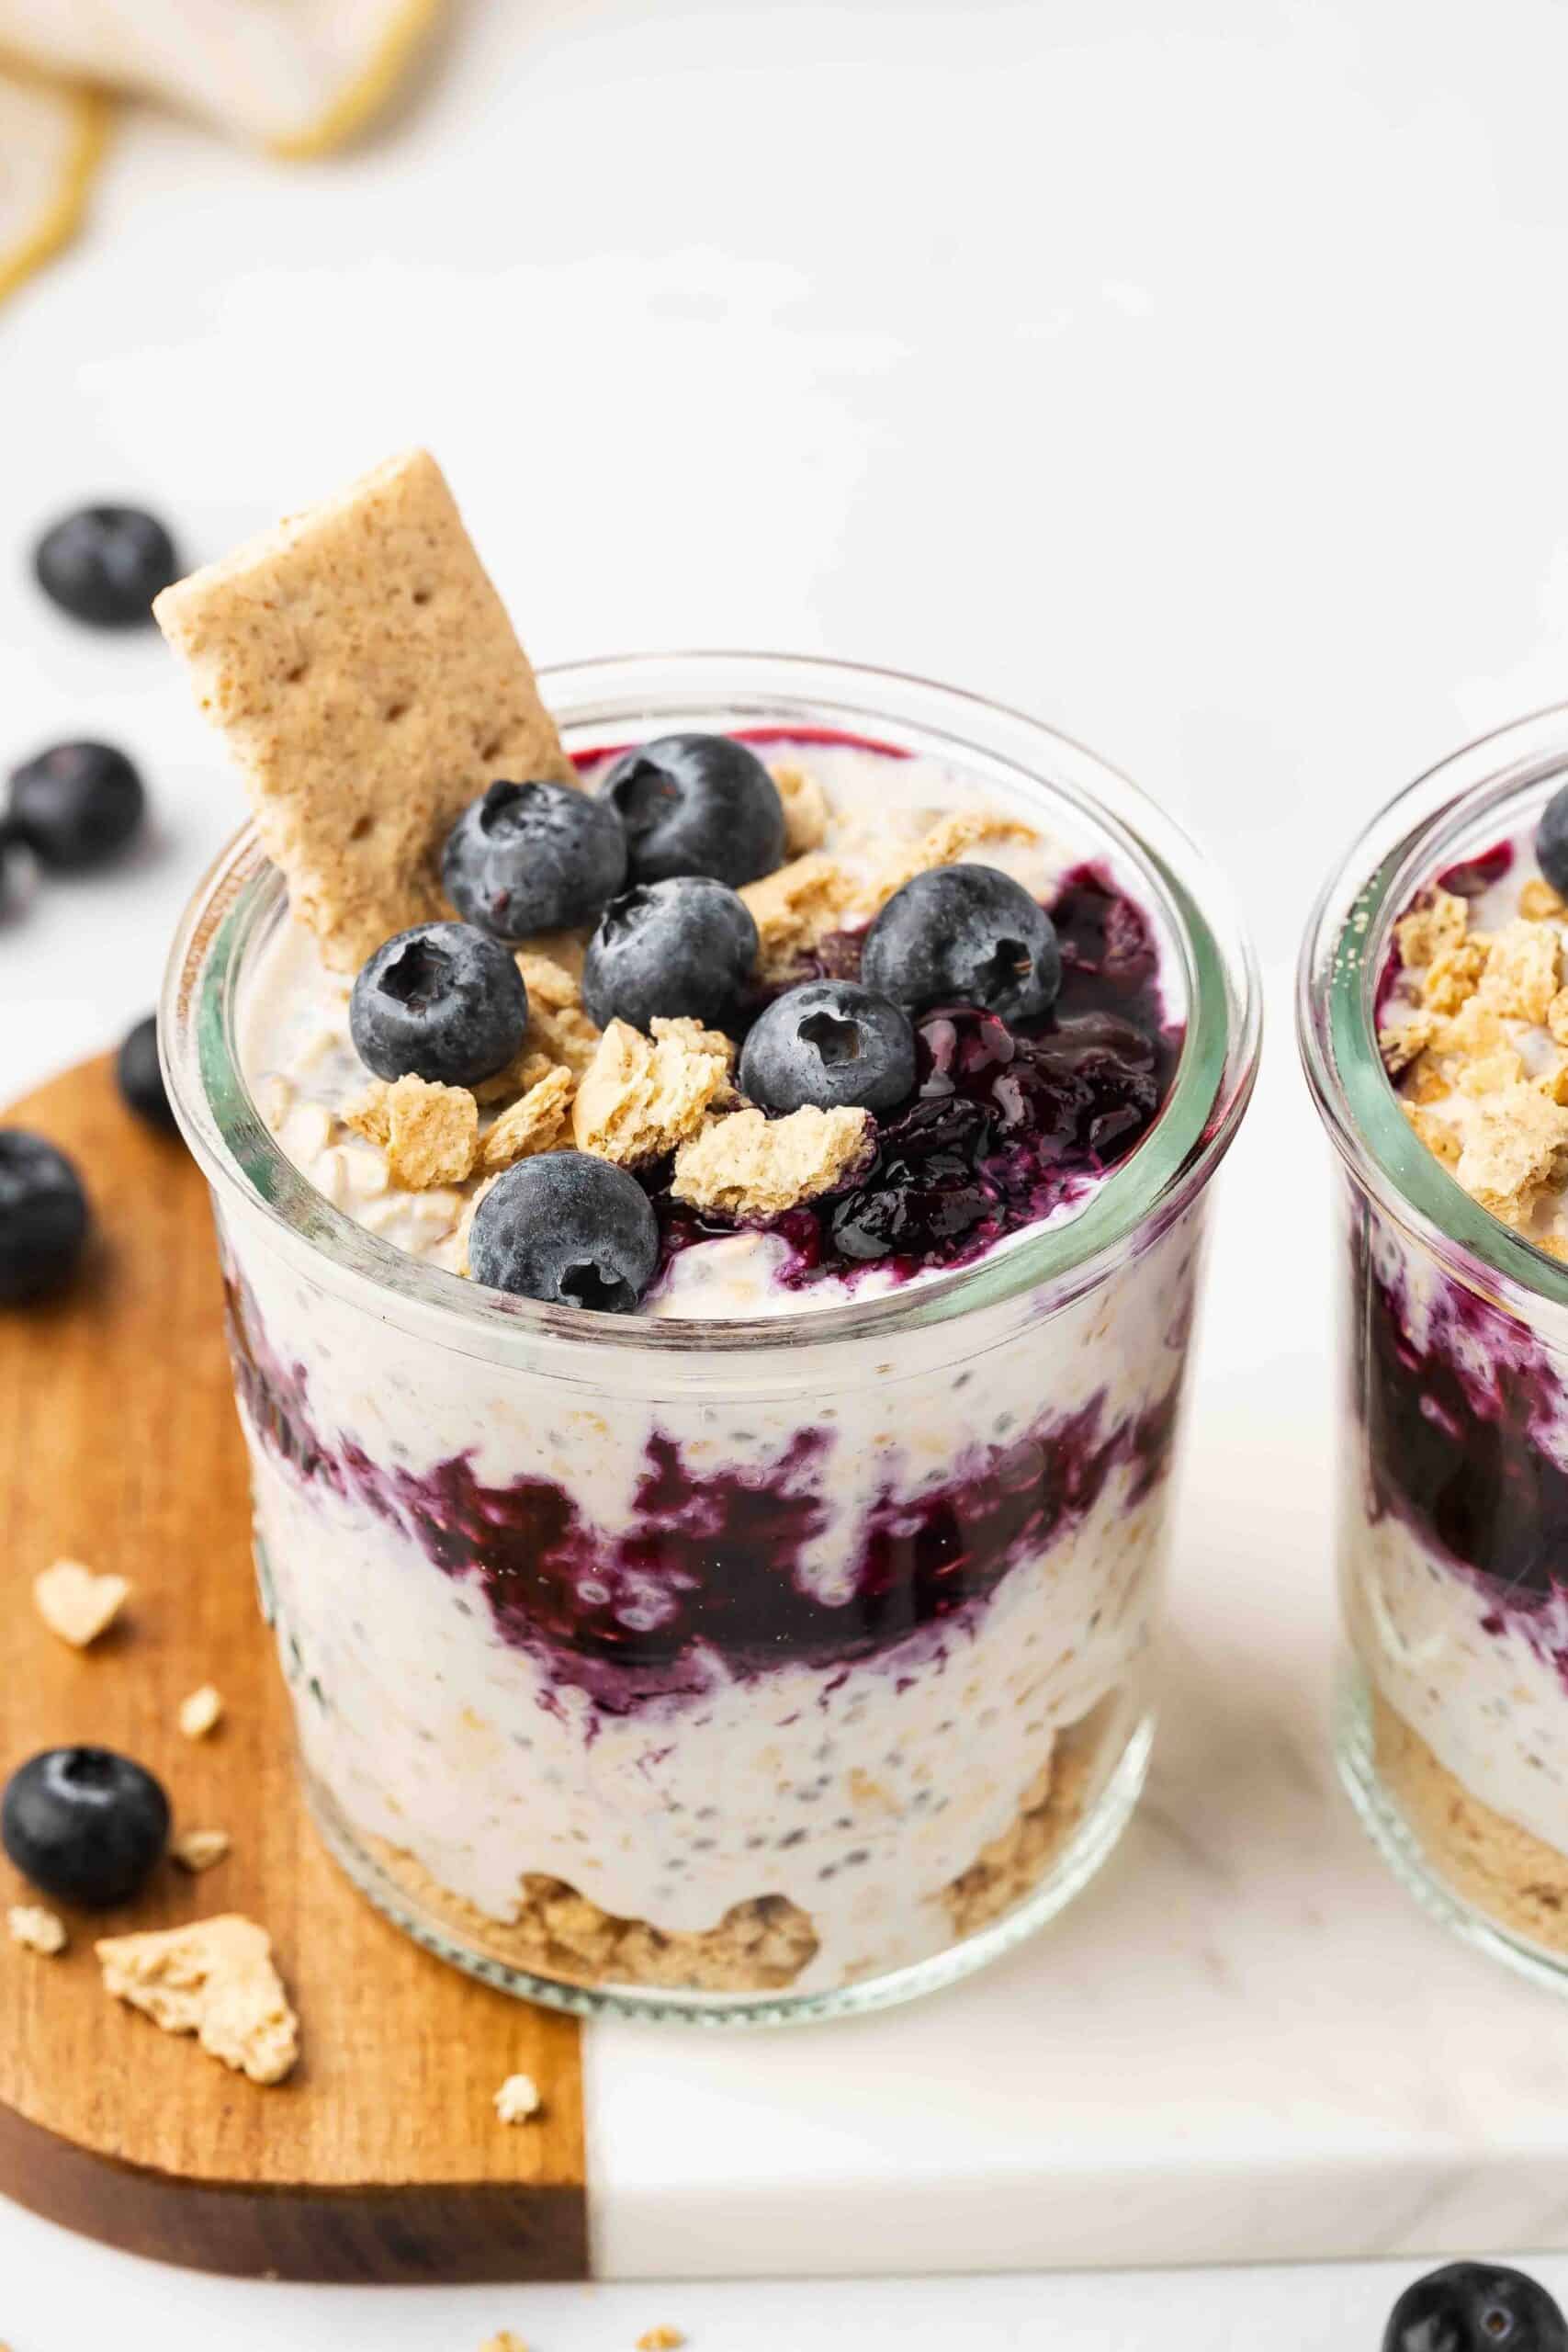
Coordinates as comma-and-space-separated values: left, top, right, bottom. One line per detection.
1480, 918, 1562, 1024
474, 1046, 557, 1106
1420, 935, 1490, 1014
178, 1684, 224, 1740
383, 1074, 479, 1189
869, 809, 1040, 909
493, 2071, 542, 2125
525, 996, 603, 1077
671, 1105, 871, 1218
1453, 1080, 1568, 1216
483, 1066, 576, 1169
1373, 1690, 1568, 1954
944, 1694, 1121, 1936
514, 947, 583, 1012
174, 1829, 232, 1874
8, 1904, 66, 1956
739, 853, 859, 980
33, 1558, 130, 1648
1397, 886, 1471, 971
1379, 1013, 1436, 1077
572, 1019, 735, 1166
153, 449, 573, 973
1409, 1062, 1451, 1106
1404, 1101, 1461, 1168
1522, 875, 1567, 922
1548, 988, 1568, 1049
96, 1916, 299, 2085
364, 1837, 820, 1992
1430, 993, 1506, 1057
1455, 1043, 1527, 1097
637, 2330, 686, 2350
772, 761, 829, 854
479, 2335, 530, 2352
342, 1080, 391, 1144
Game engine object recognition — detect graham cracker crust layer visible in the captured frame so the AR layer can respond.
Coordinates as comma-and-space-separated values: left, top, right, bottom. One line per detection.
360, 1693, 1125, 1995
1372, 1688, 1568, 1955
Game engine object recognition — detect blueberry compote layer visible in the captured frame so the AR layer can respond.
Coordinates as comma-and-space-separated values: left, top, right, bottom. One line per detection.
657, 865, 1180, 1294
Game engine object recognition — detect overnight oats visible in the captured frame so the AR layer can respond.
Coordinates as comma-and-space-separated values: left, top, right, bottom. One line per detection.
158, 451, 1258, 2021
1302, 705, 1568, 1990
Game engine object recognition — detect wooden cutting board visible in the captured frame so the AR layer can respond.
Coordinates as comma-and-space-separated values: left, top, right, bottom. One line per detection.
0, 1055, 588, 2282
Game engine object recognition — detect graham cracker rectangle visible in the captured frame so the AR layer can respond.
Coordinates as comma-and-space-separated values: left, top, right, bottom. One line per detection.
153, 449, 575, 971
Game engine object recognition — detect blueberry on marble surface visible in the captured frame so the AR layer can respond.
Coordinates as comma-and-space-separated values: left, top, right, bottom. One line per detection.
740, 978, 915, 1114
582, 876, 759, 1035
600, 732, 785, 888
1383, 2262, 1568, 2352
2, 1747, 169, 1907
469, 1150, 660, 1312
32, 503, 179, 626
117, 1014, 176, 1134
0, 1132, 89, 1305
350, 921, 528, 1088
861, 864, 1063, 1023
7, 741, 145, 871
1537, 783, 1568, 899
443, 778, 626, 941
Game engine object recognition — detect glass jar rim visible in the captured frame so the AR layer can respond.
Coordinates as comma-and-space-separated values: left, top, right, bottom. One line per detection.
1298, 695, 1568, 1314
162, 649, 1260, 1369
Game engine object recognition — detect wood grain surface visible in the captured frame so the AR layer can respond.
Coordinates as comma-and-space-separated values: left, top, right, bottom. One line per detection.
0, 1055, 588, 2281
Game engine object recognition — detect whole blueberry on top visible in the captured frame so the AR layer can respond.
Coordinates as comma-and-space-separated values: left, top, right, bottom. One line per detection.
350, 921, 529, 1087
7, 742, 145, 871
33, 503, 179, 627
582, 876, 759, 1035
0, 1132, 89, 1306
861, 864, 1062, 1023
470, 1150, 660, 1313
1383, 2262, 1568, 2351
3, 1747, 170, 1907
1537, 783, 1568, 899
740, 979, 916, 1115
117, 1013, 176, 1134
442, 778, 627, 942
599, 733, 786, 888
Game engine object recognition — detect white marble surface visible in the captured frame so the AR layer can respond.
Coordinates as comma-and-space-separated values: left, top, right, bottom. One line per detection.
8, 0, 1568, 2340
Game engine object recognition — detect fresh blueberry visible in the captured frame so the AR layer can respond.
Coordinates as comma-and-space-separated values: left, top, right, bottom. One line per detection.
33, 503, 179, 627
7, 741, 145, 871
1538, 783, 1568, 898
861, 864, 1062, 1023
350, 921, 529, 1087
582, 876, 759, 1035
469, 1150, 660, 1312
1383, 2261, 1568, 2351
0, 1132, 89, 1305
3, 1747, 170, 1907
117, 1013, 176, 1134
443, 778, 627, 942
740, 979, 915, 1115
600, 733, 786, 888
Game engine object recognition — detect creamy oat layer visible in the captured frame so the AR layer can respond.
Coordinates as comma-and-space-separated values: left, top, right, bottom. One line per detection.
240, 738, 1134, 1319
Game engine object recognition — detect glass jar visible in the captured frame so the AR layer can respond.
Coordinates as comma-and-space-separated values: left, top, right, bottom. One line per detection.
163, 652, 1258, 2025
1301, 704, 1568, 1993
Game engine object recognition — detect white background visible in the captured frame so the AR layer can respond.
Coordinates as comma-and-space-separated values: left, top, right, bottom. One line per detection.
6, 0, 1568, 2343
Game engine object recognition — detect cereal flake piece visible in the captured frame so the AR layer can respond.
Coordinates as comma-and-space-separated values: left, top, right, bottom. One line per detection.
96, 1916, 299, 2086
483, 1066, 577, 1169
33, 1558, 130, 1648
153, 450, 574, 973
1397, 887, 1471, 972
772, 761, 829, 854
179, 1684, 224, 1740
1480, 918, 1562, 1024
573, 1020, 735, 1166
383, 1074, 479, 1189
637, 2330, 687, 2350
174, 1829, 232, 1874
1521, 875, 1566, 922
8, 1905, 66, 1956
1454, 1081, 1568, 1216
1378, 1013, 1435, 1077
494, 2071, 542, 2124
869, 809, 1039, 908
671, 1105, 872, 1218
739, 853, 859, 979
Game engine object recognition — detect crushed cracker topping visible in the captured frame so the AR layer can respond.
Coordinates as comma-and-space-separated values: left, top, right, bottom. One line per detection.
739, 852, 859, 980
479, 2335, 530, 2352
179, 1685, 224, 1741
96, 1916, 299, 2086
174, 1829, 232, 1874
1522, 875, 1567, 922
573, 1019, 734, 1167
637, 2330, 686, 2350
772, 761, 829, 854
1480, 919, 1562, 1024
671, 1105, 872, 1219
868, 808, 1039, 908
482, 1066, 576, 1170
494, 2072, 542, 2124
9, 1905, 66, 1956
33, 1558, 130, 1648
383, 1074, 479, 1190
1396, 886, 1472, 971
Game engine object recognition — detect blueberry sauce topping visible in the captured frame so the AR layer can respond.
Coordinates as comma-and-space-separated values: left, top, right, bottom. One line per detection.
224, 1272, 1188, 1702
657, 863, 1179, 1290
